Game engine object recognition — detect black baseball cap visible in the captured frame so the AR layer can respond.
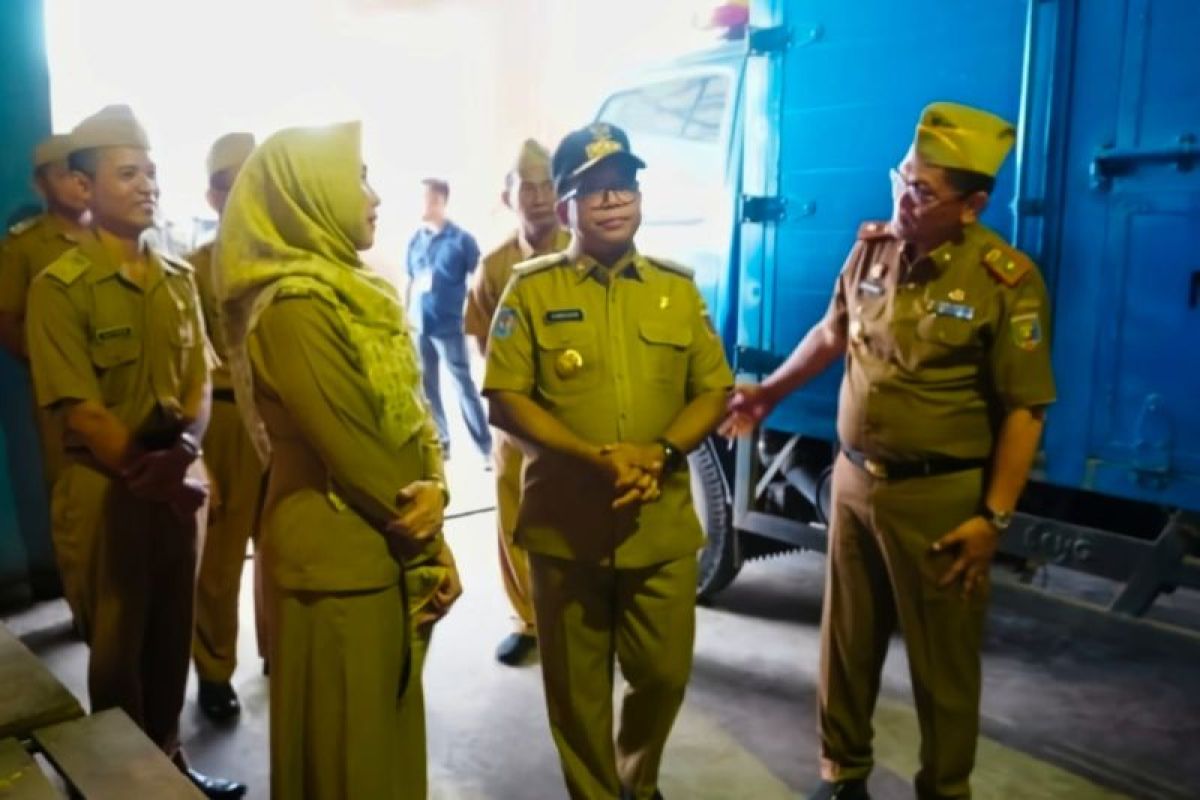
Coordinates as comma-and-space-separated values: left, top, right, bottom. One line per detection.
552, 122, 646, 196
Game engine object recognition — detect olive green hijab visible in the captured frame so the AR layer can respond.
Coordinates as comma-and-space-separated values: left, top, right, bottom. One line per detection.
216, 121, 427, 462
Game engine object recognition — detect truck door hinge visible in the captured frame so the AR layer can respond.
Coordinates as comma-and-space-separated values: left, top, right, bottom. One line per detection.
742, 195, 786, 224
747, 25, 791, 55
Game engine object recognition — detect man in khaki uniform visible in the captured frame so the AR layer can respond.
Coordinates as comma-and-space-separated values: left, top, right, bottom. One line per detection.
188, 132, 264, 722
723, 103, 1057, 800
25, 105, 245, 799
0, 134, 91, 602
484, 123, 734, 800
465, 138, 571, 666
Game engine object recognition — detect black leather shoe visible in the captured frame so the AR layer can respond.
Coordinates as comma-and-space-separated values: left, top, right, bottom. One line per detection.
808, 779, 870, 800
494, 632, 537, 666
198, 680, 241, 722
185, 768, 247, 799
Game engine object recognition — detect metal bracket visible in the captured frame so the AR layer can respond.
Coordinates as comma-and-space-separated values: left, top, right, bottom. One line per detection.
1090, 133, 1197, 190
741, 195, 787, 224
747, 25, 791, 55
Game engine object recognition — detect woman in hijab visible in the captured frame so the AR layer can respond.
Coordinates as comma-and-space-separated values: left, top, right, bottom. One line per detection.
216, 121, 460, 799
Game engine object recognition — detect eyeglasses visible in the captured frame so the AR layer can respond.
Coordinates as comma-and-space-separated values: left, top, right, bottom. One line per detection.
565, 176, 640, 203
889, 168, 961, 209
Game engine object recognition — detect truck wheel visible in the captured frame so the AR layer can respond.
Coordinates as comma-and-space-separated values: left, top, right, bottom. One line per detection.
690, 439, 741, 599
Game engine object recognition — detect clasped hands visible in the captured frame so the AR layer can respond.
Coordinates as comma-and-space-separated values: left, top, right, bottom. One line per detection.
386, 480, 461, 625
594, 442, 665, 510
121, 440, 207, 521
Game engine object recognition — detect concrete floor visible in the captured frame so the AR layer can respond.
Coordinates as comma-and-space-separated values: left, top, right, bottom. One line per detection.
4, 444, 1199, 799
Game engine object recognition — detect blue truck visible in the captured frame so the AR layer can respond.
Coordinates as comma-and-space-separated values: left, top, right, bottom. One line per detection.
594, 0, 1200, 635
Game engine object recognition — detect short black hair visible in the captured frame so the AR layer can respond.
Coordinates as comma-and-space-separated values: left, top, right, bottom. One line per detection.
942, 166, 995, 197
68, 148, 101, 178
422, 178, 449, 200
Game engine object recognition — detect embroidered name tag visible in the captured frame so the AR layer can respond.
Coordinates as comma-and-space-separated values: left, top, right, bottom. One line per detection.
95, 325, 133, 341
858, 280, 885, 297
934, 301, 975, 321
545, 308, 584, 323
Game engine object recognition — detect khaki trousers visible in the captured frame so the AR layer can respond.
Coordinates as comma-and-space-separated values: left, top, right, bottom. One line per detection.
49, 462, 101, 639
819, 453, 989, 800
530, 553, 698, 800
493, 429, 535, 635
85, 462, 205, 759
193, 398, 263, 682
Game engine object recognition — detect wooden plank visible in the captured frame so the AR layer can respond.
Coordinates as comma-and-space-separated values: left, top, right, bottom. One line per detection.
33, 709, 203, 799
0, 625, 83, 739
0, 737, 59, 800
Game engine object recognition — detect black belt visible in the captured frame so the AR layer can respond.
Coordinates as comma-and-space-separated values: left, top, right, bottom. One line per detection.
841, 447, 986, 481
212, 388, 237, 403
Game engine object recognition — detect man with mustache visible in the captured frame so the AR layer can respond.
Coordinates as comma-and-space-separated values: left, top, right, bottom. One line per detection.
483, 122, 734, 800
722, 103, 1057, 800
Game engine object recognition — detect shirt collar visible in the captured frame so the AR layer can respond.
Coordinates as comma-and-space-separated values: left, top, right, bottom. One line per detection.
573, 245, 643, 284
517, 225, 572, 260
82, 230, 164, 289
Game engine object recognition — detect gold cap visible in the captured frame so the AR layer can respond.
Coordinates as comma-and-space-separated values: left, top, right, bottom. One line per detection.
33, 134, 74, 167
915, 102, 1015, 177
70, 104, 150, 152
206, 132, 256, 178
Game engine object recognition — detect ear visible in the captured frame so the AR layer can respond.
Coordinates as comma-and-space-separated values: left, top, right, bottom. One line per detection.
556, 198, 572, 227
206, 187, 224, 216
961, 191, 989, 224
501, 189, 513, 211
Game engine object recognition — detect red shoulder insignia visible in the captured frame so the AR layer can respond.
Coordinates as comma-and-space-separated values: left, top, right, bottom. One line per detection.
981, 242, 1033, 287
857, 221, 892, 241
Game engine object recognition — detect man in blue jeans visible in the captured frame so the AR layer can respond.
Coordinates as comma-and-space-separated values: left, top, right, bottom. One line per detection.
405, 178, 492, 460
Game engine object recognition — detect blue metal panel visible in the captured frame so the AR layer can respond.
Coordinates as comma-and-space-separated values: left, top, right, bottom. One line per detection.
1048, 0, 1200, 510
745, 0, 1027, 439
0, 0, 54, 589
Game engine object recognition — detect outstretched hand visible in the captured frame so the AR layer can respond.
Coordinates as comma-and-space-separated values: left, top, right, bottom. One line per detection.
718, 384, 777, 438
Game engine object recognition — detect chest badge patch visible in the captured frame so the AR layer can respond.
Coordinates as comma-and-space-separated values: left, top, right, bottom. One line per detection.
934, 301, 975, 321
492, 307, 518, 340
545, 308, 584, 323
96, 325, 133, 342
948, 288, 966, 302
555, 349, 584, 378
1010, 312, 1043, 351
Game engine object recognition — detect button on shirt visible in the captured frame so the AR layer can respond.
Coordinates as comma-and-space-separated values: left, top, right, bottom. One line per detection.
482, 248, 734, 568
405, 221, 481, 336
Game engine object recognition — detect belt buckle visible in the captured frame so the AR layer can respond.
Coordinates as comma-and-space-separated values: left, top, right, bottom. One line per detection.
863, 457, 888, 479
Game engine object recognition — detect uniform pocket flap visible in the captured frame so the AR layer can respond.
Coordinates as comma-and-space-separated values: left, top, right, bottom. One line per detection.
535, 324, 594, 351
89, 337, 139, 368
639, 320, 692, 348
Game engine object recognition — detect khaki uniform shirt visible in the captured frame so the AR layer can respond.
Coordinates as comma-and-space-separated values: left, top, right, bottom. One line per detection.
249, 289, 446, 592
464, 227, 573, 341
483, 248, 734, 568
0, 213, 86, 319
830, 221, 1056, 462
186, 241, 233, 391
25, 235, 209, 448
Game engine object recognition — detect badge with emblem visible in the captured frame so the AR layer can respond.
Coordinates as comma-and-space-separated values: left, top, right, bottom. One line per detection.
555, 349, 584, 378
1010, 312, 1042, 351
868, 262, 887, 281
492, 307, 517, 340
585, 124, 622, 161
948, 288, 965, 302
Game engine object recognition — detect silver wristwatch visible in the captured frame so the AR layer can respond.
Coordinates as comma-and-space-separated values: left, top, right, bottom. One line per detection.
981, 505, 1013, 531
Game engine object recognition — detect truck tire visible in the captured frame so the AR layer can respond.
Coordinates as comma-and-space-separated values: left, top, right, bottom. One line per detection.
690, 439, 741, 598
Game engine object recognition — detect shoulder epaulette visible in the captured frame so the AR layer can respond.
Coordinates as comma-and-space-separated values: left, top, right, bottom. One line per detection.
857, 221, 892, 241
981, 241, 1034, 287
644, 256, 695, 279
7, 216, 41, 237
159, 251, 194, 274
513, 251, 568, 278
41, 248, 91, 286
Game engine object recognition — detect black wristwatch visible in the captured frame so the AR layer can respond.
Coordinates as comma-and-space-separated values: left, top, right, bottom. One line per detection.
980, 504, 1013, 532
656, 438, 686, 475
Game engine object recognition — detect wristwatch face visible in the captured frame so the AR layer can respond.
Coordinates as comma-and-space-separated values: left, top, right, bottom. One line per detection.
990, 509, 1013, 530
